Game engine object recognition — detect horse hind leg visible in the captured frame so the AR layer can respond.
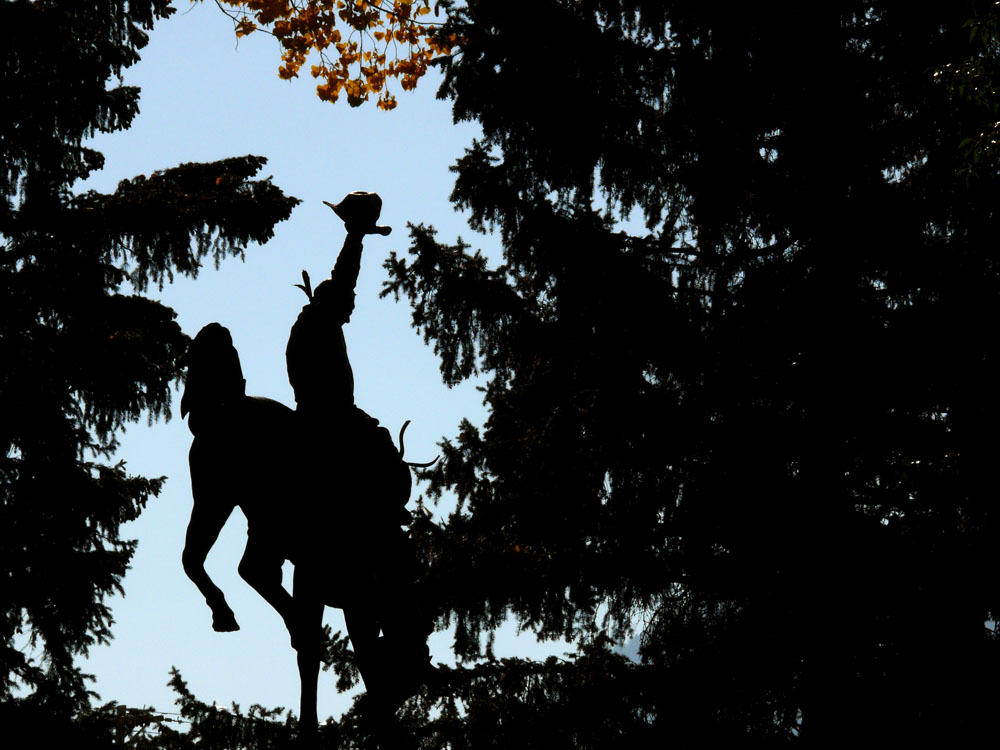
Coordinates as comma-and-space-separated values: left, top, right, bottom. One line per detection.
292, 566, 326, 733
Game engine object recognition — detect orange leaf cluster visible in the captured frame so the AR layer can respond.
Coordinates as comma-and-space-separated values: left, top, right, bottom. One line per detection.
207, 1, 459, 110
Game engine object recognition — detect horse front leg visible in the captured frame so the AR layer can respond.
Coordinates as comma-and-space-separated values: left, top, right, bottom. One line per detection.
237, 538, 297, 637
183, 456, 240, 632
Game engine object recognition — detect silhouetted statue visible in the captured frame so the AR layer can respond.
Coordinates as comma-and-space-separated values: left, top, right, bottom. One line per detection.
181, 193, 433, 735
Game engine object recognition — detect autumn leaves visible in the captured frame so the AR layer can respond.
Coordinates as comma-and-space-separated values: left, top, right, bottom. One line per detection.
213, 0, 458, 109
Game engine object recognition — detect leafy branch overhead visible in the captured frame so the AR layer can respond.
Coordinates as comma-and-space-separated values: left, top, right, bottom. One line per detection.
206, 0, 460, 109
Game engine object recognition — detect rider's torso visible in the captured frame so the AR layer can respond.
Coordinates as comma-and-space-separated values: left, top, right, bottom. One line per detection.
285, 302, 354, 412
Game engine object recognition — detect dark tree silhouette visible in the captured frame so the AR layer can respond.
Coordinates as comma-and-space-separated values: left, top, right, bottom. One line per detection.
8, 2, 1000, 748
0, 0, 298, 726
372, 1, 1000, 745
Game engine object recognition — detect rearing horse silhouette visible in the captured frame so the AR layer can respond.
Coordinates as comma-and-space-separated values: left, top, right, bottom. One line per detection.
180, 323, 431, 730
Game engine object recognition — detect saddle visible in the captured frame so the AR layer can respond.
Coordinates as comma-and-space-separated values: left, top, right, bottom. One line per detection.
293, 405, 413, 534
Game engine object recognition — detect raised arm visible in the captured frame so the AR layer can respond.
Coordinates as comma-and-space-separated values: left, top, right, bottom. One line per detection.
323, 230, 366, 321
322, 192, 390, 310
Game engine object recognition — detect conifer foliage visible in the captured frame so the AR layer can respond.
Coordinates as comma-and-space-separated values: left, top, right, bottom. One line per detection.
0, 0, 298, 717
377, 1, 1000, 744
7, 1, 1000, 746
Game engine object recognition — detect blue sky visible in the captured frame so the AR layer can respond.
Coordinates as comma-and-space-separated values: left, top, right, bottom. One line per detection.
72, 1, 525, 720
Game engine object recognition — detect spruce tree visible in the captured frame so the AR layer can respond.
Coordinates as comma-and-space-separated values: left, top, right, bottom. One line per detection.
377, 2, 1000, 744
0, 0, 298, 720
